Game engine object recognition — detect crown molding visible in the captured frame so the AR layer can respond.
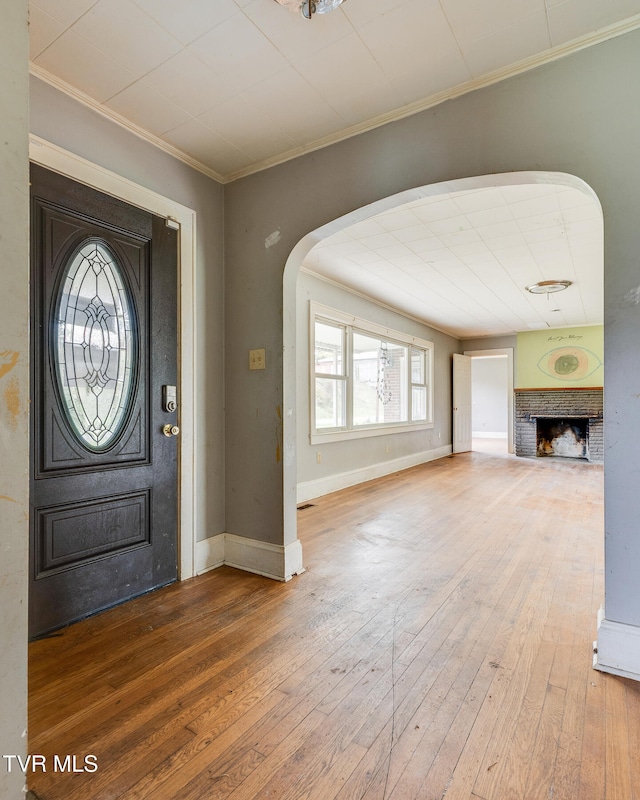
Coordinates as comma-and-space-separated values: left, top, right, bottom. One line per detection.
29, 63, 226, 185
30, 13, 640, 185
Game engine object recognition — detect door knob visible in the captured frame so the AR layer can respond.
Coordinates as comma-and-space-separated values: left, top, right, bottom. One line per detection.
163, 424, 180, 437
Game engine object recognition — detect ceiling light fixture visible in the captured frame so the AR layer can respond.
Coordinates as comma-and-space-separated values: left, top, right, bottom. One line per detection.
273, 0, 346, 20
525, 280, 572, 294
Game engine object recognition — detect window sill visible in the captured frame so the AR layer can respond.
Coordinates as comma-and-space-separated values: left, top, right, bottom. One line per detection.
310, 422, 433, 445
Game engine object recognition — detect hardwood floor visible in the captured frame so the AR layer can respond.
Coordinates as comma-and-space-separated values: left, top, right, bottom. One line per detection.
28, 450, 636, 799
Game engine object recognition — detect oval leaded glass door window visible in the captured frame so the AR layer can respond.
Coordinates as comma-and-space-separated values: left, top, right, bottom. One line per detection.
54, 239, 137, 451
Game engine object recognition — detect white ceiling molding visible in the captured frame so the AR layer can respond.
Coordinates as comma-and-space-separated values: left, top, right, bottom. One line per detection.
29, 62, 226, 185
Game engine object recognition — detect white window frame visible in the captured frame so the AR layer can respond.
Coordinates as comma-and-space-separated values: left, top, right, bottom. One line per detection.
310, 302, 434, 444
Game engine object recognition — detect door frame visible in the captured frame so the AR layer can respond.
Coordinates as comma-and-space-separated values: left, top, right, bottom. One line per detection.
464, 347, 514, 454
29, 135, 198, 580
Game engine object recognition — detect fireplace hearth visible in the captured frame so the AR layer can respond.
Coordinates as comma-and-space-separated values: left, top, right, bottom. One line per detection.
515, 389, 603, 462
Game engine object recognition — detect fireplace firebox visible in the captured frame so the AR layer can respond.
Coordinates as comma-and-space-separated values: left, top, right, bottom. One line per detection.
536, 417, 588, 459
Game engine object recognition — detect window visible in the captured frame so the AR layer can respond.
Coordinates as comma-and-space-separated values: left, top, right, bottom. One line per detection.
314, 320, 346, 429
311, 304, 433, 442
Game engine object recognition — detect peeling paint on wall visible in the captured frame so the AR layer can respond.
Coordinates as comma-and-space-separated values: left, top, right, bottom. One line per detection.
624, 286, 640, 305
265, 229, 281, 249
3, 377, 21, 430
0, 350, 19, 379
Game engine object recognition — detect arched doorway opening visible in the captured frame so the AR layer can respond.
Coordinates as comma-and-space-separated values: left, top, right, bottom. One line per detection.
283, 171, 603, 553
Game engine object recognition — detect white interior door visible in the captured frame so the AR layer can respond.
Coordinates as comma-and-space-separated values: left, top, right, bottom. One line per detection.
453, 353, 472, 454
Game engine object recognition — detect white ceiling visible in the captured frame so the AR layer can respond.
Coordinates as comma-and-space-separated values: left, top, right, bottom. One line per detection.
30, 0, 640, 182
29, 0, 615, 337
303, 180, 603, 338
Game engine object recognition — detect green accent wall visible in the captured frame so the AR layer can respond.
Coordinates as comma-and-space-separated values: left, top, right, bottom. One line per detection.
516, 326, 603, 388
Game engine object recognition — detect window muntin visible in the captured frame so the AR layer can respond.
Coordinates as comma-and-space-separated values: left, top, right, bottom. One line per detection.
312, 307, 433, 437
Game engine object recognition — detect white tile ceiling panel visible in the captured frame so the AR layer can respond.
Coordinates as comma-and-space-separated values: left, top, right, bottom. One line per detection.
70, 0, 183, 79
357, 233, 399, 251
162, 119, 251, 176
460, 12, 551, 76
326, 80, 403, 127
30, 0, 97, 27
106, 82, 191, 136
547, 0, 640, 46
33, 29, 136, 103
390, 51, 472, 106
441, 0, 546, 44
357, 2, 462, 79
132, 0, 239, 46
376, 244, 416, 261
439, 229, 483, 249
188, 12, 289, 95
392, 254, 433, 271
342, 0, 415, 28
412, 198, 464, 222
407, 237, 447, 255
198, 97, 297, 161
393, 225, 440, 244
377, 209, 423, 231
476, 220, 523, 242
346, 251, 390, 267
29, 5, 66, 60
449, 241, 495, 261
239, 70, 346, 145
141, 51, 234, 118
303, 183, 603, 338
510, 194, 561, 219
290, 32, 389, 102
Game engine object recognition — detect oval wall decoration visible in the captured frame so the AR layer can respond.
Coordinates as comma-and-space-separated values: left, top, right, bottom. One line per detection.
54, 240, 137, 451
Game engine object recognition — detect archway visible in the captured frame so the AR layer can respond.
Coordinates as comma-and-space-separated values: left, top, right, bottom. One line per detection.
282, 170, 603, 553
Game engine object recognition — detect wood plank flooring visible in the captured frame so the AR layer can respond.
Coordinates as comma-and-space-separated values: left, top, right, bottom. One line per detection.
28, 449, 637, 799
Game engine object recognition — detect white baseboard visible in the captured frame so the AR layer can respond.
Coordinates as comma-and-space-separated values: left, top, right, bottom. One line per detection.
593, 606, 640, 681
472, 431, 508, 439
296, 445, 452, 504
194, 534, 225, 575
195, 533, 305, 582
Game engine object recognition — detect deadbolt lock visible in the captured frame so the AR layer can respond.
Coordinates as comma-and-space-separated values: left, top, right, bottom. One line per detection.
162, 385, 178, 414
163, 424, 180, 437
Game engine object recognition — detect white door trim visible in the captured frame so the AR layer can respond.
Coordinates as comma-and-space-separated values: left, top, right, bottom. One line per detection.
29, 134, 198, 580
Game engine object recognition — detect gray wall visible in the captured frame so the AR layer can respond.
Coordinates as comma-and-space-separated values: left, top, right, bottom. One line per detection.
224, 29, 640, 630
461, 335, 517, 354
30, 76, 226, 542
471, 357, 508, 435
296, 271, 457, 485
0, 3, 28, 797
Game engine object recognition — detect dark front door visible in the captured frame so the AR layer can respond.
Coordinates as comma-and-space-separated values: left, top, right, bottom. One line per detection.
30, 164, 179, 638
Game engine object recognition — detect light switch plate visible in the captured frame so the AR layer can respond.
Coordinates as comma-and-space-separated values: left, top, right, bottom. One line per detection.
249, 348, 266, 370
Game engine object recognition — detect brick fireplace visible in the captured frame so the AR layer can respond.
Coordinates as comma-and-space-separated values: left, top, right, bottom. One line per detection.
514, 388, 603, 462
